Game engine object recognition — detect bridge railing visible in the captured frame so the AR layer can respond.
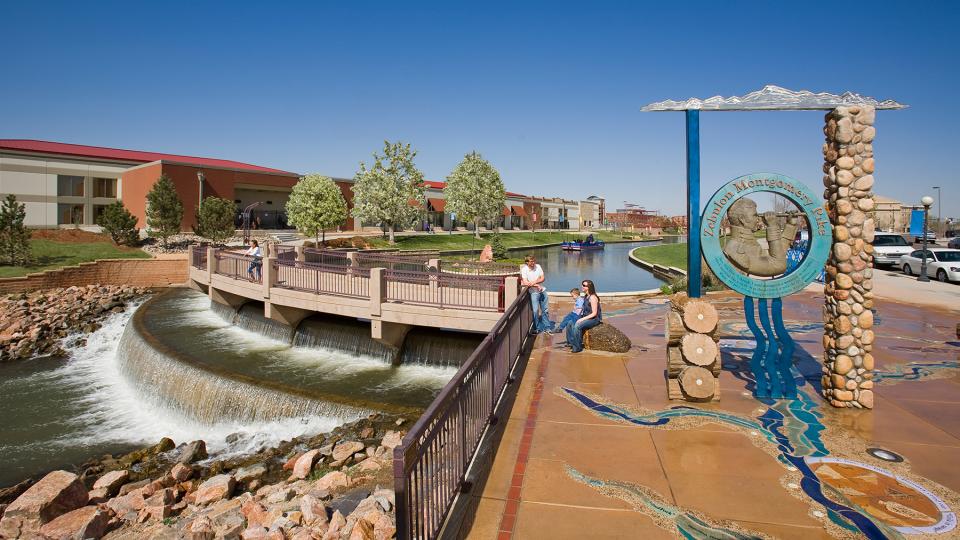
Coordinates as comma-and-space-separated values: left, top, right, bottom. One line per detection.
393, 288, 533, 540
438, 260, 521, 276
215, 250, 261, 283
191, 245, 208, 270
273, 244, 297, 261
303, 247, 351, 267
385, 270, 509, 312
357, 252, 433, 273
273, 259, 371, 299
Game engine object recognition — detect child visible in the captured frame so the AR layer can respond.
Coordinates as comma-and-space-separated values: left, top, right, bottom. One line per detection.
551, 288, 585, 334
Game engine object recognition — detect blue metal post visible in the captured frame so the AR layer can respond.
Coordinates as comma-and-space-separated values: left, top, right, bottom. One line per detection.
686, 110, 702, 298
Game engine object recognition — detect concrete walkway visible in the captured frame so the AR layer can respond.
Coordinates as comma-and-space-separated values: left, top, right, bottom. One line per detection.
457, 293, 960, 539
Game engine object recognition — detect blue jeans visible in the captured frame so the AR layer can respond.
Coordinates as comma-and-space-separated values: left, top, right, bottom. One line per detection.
248, 260, 262, 281
567, 317, 601, 352
529, 289, 552, 333
554, 312, 579, 333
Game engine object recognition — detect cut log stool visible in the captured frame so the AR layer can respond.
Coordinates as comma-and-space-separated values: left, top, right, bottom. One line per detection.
665, 293, 721, 402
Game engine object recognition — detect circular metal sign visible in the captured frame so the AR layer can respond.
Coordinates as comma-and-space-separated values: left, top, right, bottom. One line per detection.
700, 173, 832, 299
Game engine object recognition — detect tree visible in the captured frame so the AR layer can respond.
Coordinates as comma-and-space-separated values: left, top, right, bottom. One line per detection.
194, 197, 237, 244
97, 201, 139, 245
444, 152, 506, 239
490, 233, 507, 260
286, 174, 347, 245
351, 141, 425, 244
146, 175, 183, 249
0, 194, 31, 265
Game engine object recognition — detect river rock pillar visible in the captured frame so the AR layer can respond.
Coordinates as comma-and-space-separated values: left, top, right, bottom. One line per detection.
821, 105, 876, 409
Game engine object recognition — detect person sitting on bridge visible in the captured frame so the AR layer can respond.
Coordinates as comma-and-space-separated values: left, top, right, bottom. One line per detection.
521, 255, 552, 334
245, 240, 263, 282
550, 288, 585, 335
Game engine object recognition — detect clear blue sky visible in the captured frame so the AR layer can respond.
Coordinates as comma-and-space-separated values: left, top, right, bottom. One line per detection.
2, 1, 958, 219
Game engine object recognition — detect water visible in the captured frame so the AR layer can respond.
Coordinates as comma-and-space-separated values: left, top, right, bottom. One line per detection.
519, 238, 684, 293
0, 288, 476, 487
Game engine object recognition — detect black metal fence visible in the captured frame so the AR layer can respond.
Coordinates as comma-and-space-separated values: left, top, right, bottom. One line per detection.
191, 245, 207, 270
393, 289, 533, 539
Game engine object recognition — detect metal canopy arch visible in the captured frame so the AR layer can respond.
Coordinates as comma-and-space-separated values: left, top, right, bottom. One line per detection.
641, 85, 908, 298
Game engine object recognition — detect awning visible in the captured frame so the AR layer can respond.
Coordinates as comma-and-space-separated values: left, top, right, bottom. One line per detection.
511, 205, 528, 217
428, 198, 446, 212
502, 207, 511, 217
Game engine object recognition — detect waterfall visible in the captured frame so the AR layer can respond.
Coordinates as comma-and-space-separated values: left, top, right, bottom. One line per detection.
400, 328, 484, 368
210, 300, 238, 324
116, 315, 370, 424
234, 302, 295, 343
294, 316, 395, 363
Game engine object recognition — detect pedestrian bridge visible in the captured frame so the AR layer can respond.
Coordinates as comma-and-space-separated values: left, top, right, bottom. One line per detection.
188, 246, 521, 355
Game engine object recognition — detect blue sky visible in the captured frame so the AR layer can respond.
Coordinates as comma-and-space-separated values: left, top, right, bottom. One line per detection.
2, 1, 958, 219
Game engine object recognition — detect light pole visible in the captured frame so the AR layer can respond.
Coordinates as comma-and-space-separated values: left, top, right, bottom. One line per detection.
918, 195, 934, 282
933, 186, 941, 238
197, 170, 205, 209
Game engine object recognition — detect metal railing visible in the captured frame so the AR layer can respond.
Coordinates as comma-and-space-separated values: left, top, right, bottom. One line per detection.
357, 252, 433, 273
273, 259, 370, 299
191, 245, 208, 270
439, 260, 521, 276
303, 247, 351, 267
215, 251, 262, 283
385, 270, 509, 312
394, 289, 533, 540
274, 244, 297, 261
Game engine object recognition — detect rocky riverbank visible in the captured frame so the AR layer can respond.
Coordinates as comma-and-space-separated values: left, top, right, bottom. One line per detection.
0, 414, 407, 539
0, 285, 149, 362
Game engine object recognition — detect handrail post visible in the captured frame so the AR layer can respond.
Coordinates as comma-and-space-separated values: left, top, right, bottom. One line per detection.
295, 245, 305, 262
504, 276, 519, 307
347, 251, 359, 267
207, 247, 217, 282
370, 267, 385, 317
263, 256, 275, 299
393, 446, 409, 539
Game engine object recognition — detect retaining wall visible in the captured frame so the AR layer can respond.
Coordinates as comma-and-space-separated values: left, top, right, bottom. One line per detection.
0, 258, 189, 294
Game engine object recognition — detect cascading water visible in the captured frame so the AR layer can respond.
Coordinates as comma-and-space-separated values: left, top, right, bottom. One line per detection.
400, 328, 484, 368
294, 316, 394, 363
231, 302, 296, 343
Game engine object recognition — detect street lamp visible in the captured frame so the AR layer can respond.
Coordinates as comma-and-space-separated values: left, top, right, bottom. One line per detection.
918, 195, 934, 282
932, 186, 941, 237
197, 170, 205, 208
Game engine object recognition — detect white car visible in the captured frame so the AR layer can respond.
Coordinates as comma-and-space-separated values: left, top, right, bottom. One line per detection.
899, 248, 960, 283
872, 233, 913, 267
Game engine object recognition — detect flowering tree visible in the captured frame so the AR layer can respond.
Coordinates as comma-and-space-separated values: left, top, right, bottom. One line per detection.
444, 152, 506, 239
351, 141, 425, 244
286, 174, 348, 244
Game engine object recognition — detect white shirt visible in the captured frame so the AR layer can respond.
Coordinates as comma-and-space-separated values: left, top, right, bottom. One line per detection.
245, 246, 262, 258
520, 264, 545, 290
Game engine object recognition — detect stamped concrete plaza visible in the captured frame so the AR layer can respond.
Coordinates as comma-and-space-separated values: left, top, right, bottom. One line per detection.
454, 293, 960, 539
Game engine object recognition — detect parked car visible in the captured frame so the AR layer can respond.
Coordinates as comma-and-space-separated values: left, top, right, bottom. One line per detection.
872, 232, 913, 267
899, 248, 960, 282
949, 237, 960, 250
914, 230, 937, 243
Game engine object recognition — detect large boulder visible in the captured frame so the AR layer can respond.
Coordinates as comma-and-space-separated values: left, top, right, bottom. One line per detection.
583, 323, 631, 353
0, 470, 88, 537
38, 505, 112, 540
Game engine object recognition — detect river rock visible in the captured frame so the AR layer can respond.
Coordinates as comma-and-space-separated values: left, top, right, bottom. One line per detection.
0, 470, 88, 536
300, 494, 329, 528
38, 505, 112, 540
178, 440, 209, 464
170, 463, 193, 482
332, 442, 365, 463
93, 469, 130, 496
291, 450, 322, 480
236, 463, 268, 485
314, 471, 350, 492
195, 475, 235, 506
583, 323, 632, 353
380, 431, 402, 450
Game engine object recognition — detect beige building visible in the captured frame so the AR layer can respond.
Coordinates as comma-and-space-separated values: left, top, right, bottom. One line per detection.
872, 195, 904, 232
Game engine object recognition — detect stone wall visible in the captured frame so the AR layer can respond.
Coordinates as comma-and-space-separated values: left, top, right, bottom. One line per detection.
0, 259, 188, 294
821, 105, 876, 409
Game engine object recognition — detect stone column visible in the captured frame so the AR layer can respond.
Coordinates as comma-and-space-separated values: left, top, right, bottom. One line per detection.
821, 105, 877, 409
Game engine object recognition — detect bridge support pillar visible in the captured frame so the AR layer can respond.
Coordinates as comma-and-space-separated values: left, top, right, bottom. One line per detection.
209, 287, 248, 311
266, 302, 312, 328
262, 256, 276, 299
372, 320, 412, 365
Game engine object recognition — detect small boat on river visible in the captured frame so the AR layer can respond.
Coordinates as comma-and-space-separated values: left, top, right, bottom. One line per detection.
561, 236, 605, 252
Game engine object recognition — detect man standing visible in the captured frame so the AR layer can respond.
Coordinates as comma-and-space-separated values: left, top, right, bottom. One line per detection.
521, 255, 552, 333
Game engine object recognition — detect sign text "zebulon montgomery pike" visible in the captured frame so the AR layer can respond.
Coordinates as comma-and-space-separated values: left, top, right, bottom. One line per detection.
702, 177, 829, 238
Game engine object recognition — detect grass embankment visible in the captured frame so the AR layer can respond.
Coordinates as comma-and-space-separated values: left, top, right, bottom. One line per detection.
631, 243, 687, 270
366, 230, 644, 252
0, 230, 151, 278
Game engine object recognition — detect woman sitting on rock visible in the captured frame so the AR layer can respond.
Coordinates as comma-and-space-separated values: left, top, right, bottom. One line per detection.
567, 279, 601, 353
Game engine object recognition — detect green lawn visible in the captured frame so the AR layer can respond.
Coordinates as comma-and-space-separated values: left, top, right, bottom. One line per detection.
367, 230, 645, 252
631, 243, 688, 270
0, 240, 151, 278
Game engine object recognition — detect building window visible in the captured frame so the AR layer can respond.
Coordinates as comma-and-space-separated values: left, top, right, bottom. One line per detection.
58, 204, 84, 225
57, 175, 85, 197
93, 177, 117, 198
93, 205, 109, 225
